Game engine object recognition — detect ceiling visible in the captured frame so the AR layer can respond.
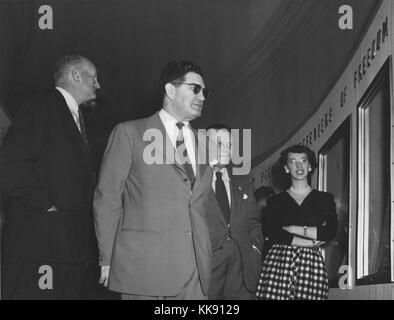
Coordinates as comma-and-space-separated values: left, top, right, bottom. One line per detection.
2, 0, 288, 115
0, 0, 382, 167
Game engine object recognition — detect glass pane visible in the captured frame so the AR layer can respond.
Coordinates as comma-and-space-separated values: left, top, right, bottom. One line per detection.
324, 121, 350, 288
366, 79, 390, 279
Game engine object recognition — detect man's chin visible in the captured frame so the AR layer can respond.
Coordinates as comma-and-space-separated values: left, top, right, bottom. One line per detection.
192, 105, 202, 114
193, 109, 202, 118
81, 98, 98, 108
186, 111, 201, 121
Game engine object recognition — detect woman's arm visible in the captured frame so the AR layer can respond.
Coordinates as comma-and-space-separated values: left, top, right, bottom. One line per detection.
291, 235, 324, 248
283, 193, 338, 242
282, 225, 317, 240
263, 197, 295, 246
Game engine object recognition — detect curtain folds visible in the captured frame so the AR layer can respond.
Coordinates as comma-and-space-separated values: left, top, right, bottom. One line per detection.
0, 0, 35, 114
0, 0, 34, 300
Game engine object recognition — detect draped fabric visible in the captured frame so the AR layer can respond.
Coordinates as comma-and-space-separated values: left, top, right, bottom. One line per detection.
197, 0, 381, 163
0, 0, 35, 299
0, 0, 35, 111
0, 0, 381, 160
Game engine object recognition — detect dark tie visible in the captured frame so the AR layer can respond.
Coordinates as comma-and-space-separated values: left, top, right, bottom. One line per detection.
215, 171, 231, 223
176, 122, 195, 183
78, 108, 97, 187
78, 108, 89, 148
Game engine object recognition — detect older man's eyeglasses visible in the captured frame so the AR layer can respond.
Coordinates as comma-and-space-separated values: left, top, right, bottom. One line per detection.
173, 82, 209, 98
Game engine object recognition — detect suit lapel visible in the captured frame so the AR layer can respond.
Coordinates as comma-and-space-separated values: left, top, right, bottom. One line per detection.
145, 112, 189, 180
190, 128, 207, 193
228, 168, 251, 225
53, 90, 93, 201
144, 113, 212, 194
53, 90, 86, 149
228, 167, 241, 224
229, 179, 239, 225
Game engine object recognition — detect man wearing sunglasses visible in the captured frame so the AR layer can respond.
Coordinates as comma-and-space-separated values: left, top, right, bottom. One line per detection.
94, 60, 214, 299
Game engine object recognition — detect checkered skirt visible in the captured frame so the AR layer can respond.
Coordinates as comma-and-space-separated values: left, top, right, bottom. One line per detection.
256, 244, 328, 300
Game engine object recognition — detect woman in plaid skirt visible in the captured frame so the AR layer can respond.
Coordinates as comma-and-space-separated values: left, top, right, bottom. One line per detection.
256, 145, 337, 300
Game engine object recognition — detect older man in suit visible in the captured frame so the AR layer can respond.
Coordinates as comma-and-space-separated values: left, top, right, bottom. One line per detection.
205, 124, 264, 299
94, 60, 213, 300
0, 55, 100, 299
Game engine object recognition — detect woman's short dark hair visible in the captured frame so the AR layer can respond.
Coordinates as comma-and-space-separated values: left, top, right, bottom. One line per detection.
279, 144, 317, 173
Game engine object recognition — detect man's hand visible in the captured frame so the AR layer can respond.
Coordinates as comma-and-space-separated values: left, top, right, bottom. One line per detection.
99, 266, 110, 287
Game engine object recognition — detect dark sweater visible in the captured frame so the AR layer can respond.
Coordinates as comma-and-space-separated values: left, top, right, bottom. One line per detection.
263, 190, 338, 246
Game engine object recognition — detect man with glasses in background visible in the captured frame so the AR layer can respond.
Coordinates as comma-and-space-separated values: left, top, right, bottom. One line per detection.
94, 60, 214, 299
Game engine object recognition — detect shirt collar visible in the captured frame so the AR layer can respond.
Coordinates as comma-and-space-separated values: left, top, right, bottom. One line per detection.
159, 109, 190, 128
213, 166, 230, 181
56, 87, 79, 116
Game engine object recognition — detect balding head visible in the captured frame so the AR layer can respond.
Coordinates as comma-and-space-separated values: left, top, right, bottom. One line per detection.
54, 55, 100, 105
54, 55, 87, 84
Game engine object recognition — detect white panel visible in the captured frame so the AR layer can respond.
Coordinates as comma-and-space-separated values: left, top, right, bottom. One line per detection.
0, 102, 11, 146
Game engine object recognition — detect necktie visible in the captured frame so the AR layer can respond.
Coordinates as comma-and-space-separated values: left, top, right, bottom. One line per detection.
78, 108, 89, 148
176, 122, 195, 183
215, 171, 230, 223
78, 108, 97, 188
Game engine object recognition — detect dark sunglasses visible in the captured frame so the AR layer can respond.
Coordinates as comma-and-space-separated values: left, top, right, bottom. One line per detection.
172, 82, 209, 98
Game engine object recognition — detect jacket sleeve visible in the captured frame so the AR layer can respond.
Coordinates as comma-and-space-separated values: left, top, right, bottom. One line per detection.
263, 196, 294, 245
0, 100, 52, 212
316, 193, 338, 241
93, 123, 133, 266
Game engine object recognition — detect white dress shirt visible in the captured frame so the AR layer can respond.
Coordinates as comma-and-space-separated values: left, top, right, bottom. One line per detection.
56, 86, 81, 132
159, 109, 196, 175
211, 166, 231, 207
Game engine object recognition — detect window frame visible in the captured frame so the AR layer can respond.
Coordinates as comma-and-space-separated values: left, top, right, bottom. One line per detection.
318, 117, 352, 288
356, 57, 394, 285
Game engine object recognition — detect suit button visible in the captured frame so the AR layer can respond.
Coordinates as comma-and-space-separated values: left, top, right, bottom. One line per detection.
183, 178, 188, 182
227, 236, 231, 240
186, 231, 192, 237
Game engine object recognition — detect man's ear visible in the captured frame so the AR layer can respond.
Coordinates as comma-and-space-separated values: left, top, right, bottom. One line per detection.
165, 83, 175, 100
71, 68, 81, 83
